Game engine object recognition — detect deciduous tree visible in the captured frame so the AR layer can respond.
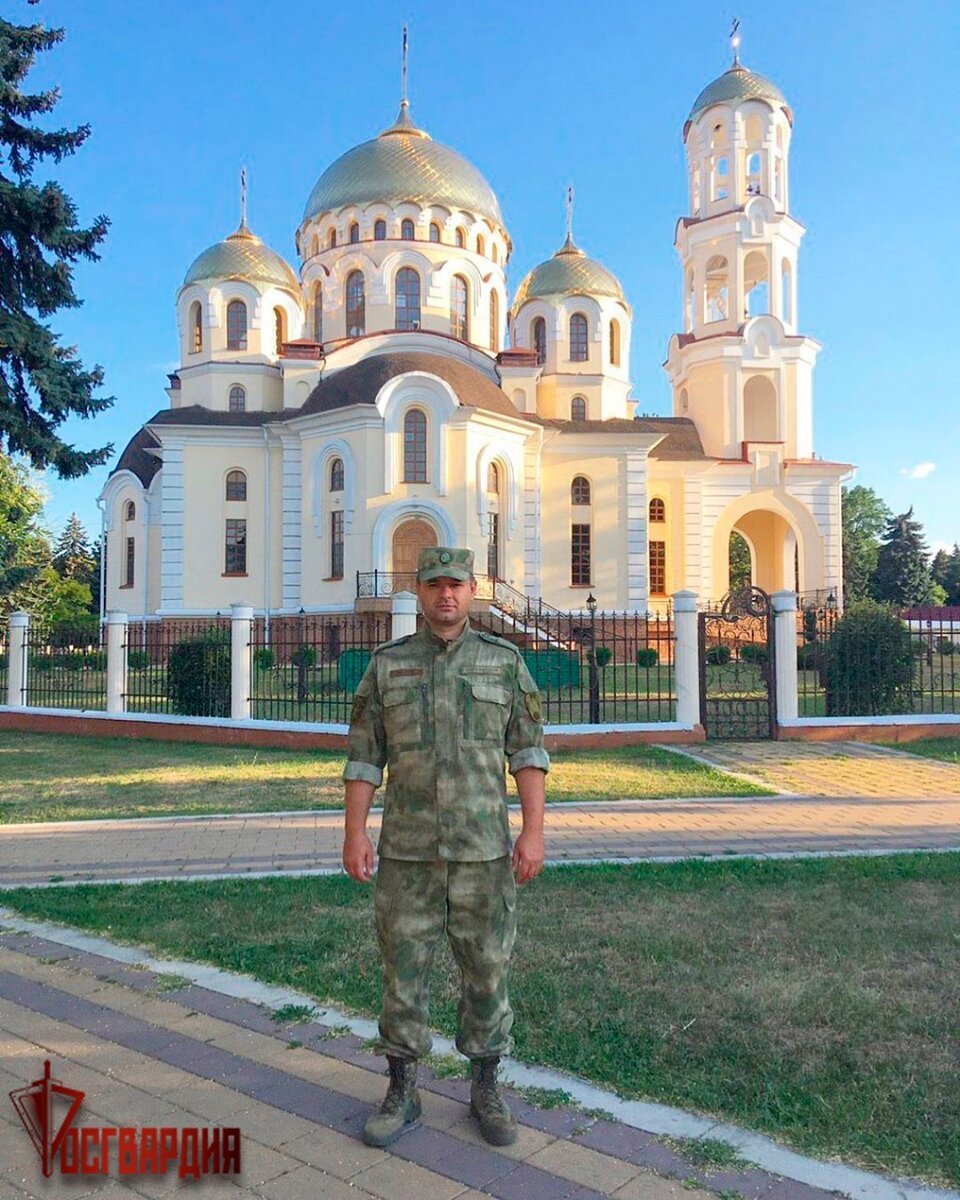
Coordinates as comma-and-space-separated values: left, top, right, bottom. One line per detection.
841, 486, 891, 602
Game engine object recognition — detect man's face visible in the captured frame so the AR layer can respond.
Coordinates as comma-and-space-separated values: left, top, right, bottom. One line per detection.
417, 575, 476, 635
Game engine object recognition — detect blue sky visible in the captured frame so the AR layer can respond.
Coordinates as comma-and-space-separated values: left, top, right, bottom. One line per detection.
14, 0, 960, 552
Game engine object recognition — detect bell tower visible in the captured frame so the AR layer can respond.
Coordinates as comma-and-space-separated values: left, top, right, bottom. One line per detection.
665, 32, 819, 462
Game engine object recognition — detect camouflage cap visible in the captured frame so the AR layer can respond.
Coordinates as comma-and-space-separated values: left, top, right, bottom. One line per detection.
417, 546, 475, 582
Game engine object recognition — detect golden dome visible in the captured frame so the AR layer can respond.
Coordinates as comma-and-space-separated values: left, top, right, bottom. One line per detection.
183, 222, 299, 291
512, 236, 625, 312
688, 63, 791, 125
302, 102, 503, 226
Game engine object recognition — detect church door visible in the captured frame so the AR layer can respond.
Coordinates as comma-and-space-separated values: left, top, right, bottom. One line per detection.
392, 518, 436, 584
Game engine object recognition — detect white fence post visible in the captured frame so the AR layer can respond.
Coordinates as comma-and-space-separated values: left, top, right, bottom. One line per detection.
231, 604, 254, 721
6, 611, 29, 708
391, 591, 418, 641
771, 590, 798, 723
105, 610, 128, 714
672, 590, 700, 728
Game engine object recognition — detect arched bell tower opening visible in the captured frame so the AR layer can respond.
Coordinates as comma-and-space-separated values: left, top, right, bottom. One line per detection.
728, 510, 797, 595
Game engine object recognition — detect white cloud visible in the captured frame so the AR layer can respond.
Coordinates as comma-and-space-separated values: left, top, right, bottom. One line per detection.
899, 462, 937, 479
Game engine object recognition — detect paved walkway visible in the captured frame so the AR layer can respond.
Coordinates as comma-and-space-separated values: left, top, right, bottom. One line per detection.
0, 743, 958, 887
0, 929, 881, 1200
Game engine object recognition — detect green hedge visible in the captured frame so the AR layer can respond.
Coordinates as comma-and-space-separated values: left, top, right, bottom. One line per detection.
167, 633, 231, 717
822, 600, 914, 716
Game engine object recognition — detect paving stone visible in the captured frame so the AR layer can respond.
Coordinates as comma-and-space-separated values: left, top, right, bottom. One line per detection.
445, 1114, 556, 1161
485, 1161, 581, 1199
278, 1126, 388, 1179
389, 1124, 515, 1189
250, 1164, 362, 1200
526, 1138, 639, 1193
351, 1156, 467, 1200
611, 1174, 713, 1200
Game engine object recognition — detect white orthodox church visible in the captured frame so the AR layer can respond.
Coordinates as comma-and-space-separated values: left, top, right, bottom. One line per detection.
101, 45, 850, 620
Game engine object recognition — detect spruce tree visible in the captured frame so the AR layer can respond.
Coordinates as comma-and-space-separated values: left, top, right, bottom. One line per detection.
871, 508, 937, 608
52, 511, 94, 581
0, 13, 112, 477
932, 545, 960, 605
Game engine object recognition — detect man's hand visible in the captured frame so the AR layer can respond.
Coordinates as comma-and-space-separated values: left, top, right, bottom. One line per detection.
342, 832, 376, 883
512, 829, 544, 885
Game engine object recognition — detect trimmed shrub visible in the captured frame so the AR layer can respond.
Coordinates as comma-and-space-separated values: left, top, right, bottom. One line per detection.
29, 655, 54, 673
167, 632, 231, 717
935, 638, 957, 656
253, 648, 275, 671
704, 645, 732, 666
127, 650, 151, 670
635, 647, 659, 668
290, 645, 316, 669
594, 646, 613, 668
738, 643, 769, 664
822, 600, 914, 716
796, 643, 822, 670
83, 651, 106, 670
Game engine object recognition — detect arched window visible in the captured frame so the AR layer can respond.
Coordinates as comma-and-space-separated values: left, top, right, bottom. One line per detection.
571, 396, 587, 421
743, 376, 779, 441
715, 155, 729, 201
746, 150, 762, 196
124, 501, 136, 521
649, 498, 665, 522
327, 228, 337, 249
704, 256, 729, 323
401, 218, 415, 240
374, 219, 387, 241
781, 259, 793, 324
487, 462, 499, 493
491, 243, 499, 264
395, 267, 421, 331
190, 302, 202, 353
226, 300, 247, 350
123, 536, 135, 588
744, 250, 769, 318
450, 274, 468, 341
532, 317, 547, 365
489, 290, 500, 352
678, 387, 689, 416
330, 509, 344, 579
455, 227, 466, 248
349, 222, 360, 244
346, 270, 365, 338
429, 222, 441, 242
274, 306, 286, 354
476, 234, 486, 256
403, 409, 427, 482
330, 457, 344, 492
685, 269, 695, 332
225, 519, 246, 574
571, 475, 591, 505
229, 384, 246, 413
313, 282, 323, 342
569, 313, 588, 362
571, 523, 591, 585
486, 461, 500, 579
609, 319, 621, 366
226, 470, 247, 501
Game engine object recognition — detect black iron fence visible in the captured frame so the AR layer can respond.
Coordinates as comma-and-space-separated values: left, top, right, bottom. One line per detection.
797, 602, 960, 716
124, 617, 231, 715
472, 606, 675, 724
357, 571, 495, 600
24, 619, 107, 711
250, 613, 391, 723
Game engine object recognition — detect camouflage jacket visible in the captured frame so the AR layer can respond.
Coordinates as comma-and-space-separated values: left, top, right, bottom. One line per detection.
343, 622, 550, 861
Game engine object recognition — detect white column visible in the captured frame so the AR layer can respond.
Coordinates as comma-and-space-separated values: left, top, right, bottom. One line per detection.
771, 589, 798, 722
105, 610, 128, 714
231, 604, 254, 721
672, 590, 700, 728
391, 591, 418, 641
6, 611, 29, 708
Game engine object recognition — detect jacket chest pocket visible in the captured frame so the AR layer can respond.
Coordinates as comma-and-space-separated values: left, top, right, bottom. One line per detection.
461, 677, 510, 745
382, 685, 425, 750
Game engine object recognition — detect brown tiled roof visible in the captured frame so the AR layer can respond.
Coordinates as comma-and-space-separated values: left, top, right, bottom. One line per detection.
528, 415, 706, 459
111, 427, 162, 485
301, 351, 519, 418
148, 406, 281, 427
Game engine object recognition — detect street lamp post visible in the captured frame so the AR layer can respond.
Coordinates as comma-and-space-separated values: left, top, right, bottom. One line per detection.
586, 592, 599, 724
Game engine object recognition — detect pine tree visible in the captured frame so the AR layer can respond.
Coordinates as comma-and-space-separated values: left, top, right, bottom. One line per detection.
871, 508, 938, 608
0, 14, 112, 477
52, 512, 93, 579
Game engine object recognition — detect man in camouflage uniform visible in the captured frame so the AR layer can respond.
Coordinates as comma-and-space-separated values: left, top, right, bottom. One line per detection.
342, 546, 549, 1149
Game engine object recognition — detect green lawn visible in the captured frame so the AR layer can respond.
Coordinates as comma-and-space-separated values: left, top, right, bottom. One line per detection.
3, 853, 957, 1185
0, 732, 767, 823
880, 738, 960, 764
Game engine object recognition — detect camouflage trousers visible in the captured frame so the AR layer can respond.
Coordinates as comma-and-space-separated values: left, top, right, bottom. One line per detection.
374, 856, 517, 1061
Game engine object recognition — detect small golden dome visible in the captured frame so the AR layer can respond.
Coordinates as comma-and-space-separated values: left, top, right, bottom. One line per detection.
688, 63, 791, 125
512, 236, 625, 312
302, 102, 503, 227
183, 221, 299, 291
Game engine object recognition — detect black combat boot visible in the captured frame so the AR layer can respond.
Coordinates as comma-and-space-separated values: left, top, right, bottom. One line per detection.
470, 1056, 518, 1146
362, 1055, 421, 1147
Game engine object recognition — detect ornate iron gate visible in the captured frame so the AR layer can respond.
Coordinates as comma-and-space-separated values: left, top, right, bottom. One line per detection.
698, 587, 776, 739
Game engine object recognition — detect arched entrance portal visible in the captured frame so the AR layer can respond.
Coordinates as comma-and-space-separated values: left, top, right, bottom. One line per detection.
392, 518, 437, 579
732, 510, 798, 594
